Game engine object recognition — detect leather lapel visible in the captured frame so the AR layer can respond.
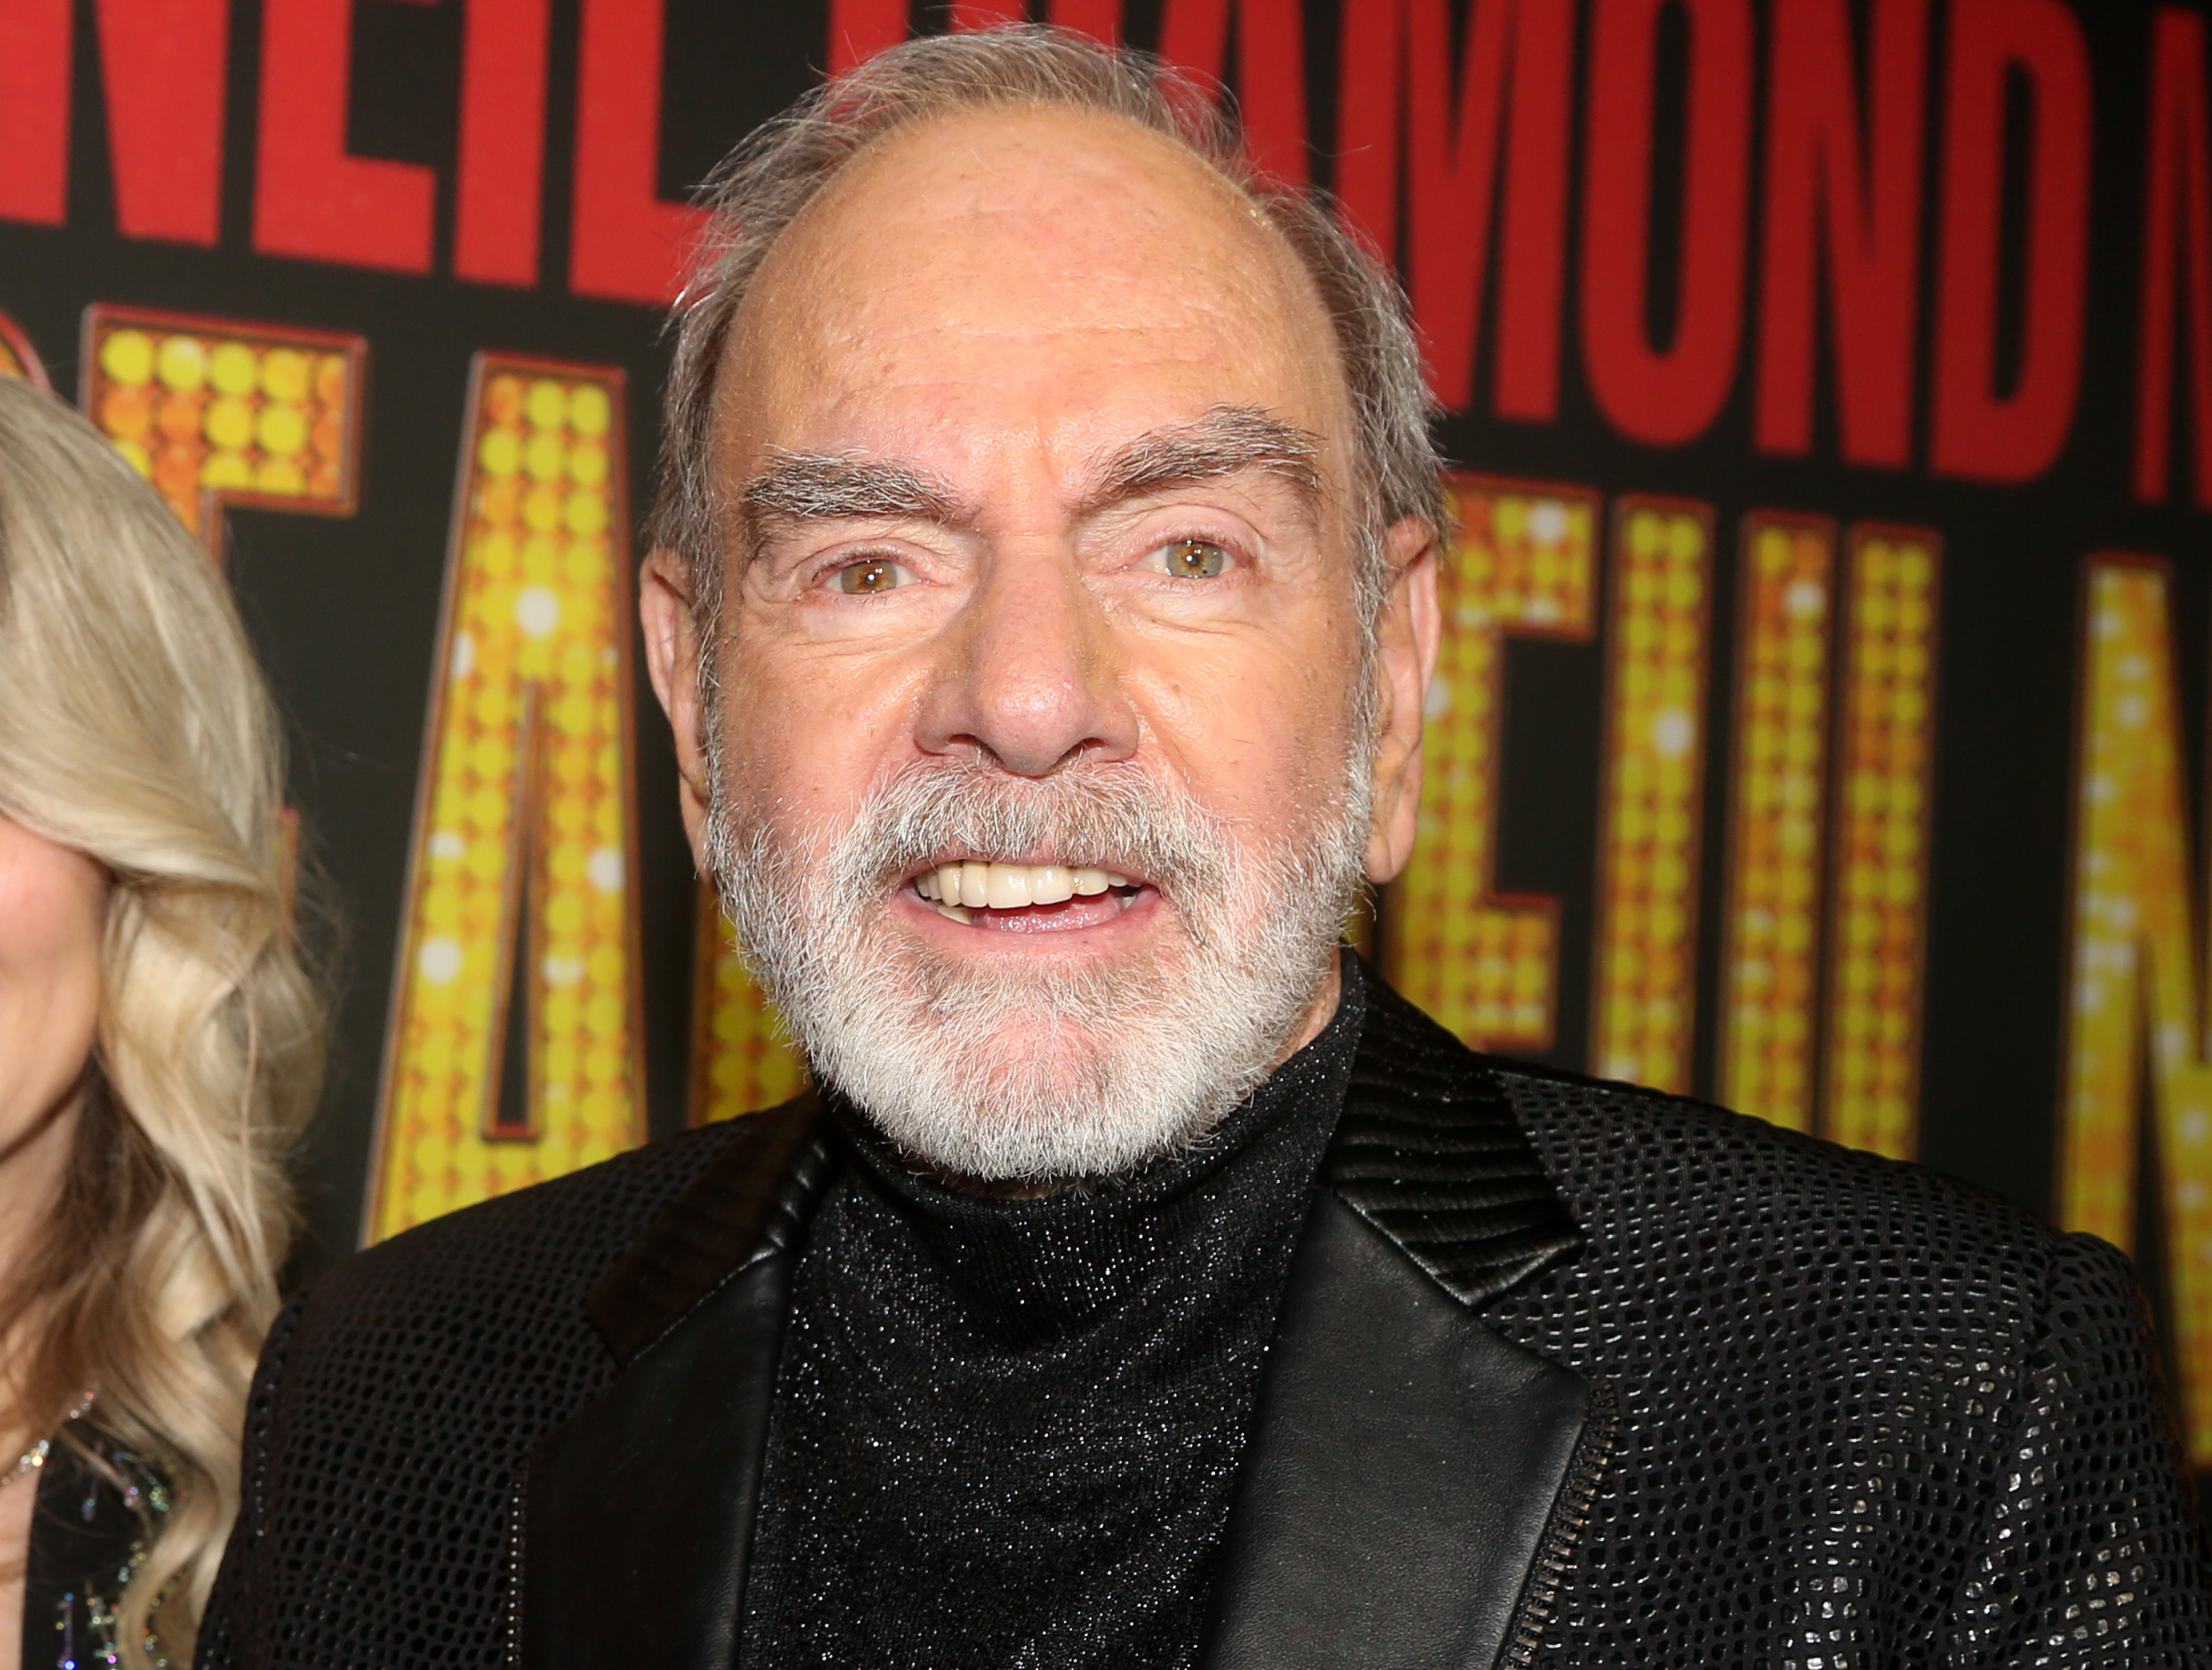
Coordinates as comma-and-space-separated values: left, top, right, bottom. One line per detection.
1200, 973, 1609, 1670
517, 1098, 834, 1670
1328, 975, 1585, 1305
586, 1092, 830, 1366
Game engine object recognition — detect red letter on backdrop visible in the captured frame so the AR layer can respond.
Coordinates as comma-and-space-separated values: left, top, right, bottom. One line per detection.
98, 0, 226, 243
1052, 0, 1121, 40
571, 0, 700, 304
1755, 0, 1928, 467
2134, 7, 2212, 507
828, 0, 905, 73
456, 0, 550, 286
829, 2, 1117, 78
1159, 0, 1309, 186
1929, 0, 2091, 484
1579, 0, 1754, 449
0, 0, 71, 226
0, 0, 224, 241
1337, 0, 1572, 418
253, 0, 435, 271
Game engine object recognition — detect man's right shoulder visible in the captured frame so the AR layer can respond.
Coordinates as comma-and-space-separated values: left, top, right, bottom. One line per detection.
252, 1116, 755, 1475
202, 1118, 781, 1668
295, 1116, 746, 1353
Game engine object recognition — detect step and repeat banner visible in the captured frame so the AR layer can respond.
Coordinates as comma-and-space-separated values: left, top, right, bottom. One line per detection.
5, 0, 2212, 1460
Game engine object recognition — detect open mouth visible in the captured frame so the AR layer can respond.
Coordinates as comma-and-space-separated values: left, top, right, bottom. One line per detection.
912, 861, 1146, 931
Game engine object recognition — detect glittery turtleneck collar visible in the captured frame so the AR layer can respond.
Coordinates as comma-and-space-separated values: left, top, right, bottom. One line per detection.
741, 959, 1370, 1670
822, 960, 1366, 1344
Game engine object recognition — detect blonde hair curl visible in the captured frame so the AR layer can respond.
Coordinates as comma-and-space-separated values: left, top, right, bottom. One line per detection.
0, 377, 322, 1664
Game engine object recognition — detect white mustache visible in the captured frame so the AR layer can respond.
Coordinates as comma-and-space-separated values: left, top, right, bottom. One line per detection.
826, 756, 1235, 917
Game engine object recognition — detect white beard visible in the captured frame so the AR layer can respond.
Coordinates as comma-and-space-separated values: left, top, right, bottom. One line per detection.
706, 751, 1371, 1183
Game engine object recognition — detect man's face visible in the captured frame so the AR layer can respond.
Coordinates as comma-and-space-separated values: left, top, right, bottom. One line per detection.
643, 107, 1437, 1181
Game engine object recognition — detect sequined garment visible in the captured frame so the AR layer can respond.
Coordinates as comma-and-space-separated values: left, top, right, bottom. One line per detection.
739, 983, 1361, 1669
1476, 1050, 2211, 1665
200, 963, 2211, 1667
23, 1431, 171, 1669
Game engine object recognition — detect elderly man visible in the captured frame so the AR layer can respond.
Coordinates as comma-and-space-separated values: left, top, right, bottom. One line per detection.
202, 26, 2208, 1670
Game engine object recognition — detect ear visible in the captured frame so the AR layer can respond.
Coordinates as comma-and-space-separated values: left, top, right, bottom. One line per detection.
638, 548, 715, 874
1364, 516, 1442, 885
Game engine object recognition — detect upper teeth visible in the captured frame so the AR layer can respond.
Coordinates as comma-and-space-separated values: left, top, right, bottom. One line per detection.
915, 862, 1131, 907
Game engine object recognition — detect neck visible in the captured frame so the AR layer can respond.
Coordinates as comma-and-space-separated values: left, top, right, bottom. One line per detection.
0, 1076, 86, 1458
1277, 952, 1346, 1067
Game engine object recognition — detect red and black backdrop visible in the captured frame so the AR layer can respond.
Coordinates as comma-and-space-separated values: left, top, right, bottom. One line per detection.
8, 0, 2212, 1469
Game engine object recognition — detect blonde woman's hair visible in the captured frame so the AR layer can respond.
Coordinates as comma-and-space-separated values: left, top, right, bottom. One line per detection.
0, 377, 322, 1664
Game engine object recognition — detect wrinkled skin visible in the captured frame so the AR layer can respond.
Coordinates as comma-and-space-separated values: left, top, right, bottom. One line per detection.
640, 104, 1440, 1098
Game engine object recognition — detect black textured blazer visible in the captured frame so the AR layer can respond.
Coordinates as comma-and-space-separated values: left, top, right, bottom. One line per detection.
201, 973, 2212, 1668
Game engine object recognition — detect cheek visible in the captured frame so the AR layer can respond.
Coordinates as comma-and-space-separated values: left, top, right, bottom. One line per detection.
1139, 623, 1363, 823
0, 824, 107, 1135
715, 630, 923, 822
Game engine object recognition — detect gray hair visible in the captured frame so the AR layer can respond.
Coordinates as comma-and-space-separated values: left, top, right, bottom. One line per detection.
650, 23, 1445, 668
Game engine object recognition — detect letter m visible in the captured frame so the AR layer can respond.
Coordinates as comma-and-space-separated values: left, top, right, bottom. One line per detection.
1336, 0, 1573, 418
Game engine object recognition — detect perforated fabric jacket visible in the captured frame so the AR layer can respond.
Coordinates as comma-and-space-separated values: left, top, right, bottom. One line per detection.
200, 965, 2212, 1667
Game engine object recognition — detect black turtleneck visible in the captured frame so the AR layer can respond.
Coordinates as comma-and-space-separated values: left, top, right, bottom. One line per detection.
738, 967, 1364, 1669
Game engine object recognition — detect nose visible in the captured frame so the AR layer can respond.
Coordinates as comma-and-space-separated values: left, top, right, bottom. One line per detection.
915, 545, 1138, 776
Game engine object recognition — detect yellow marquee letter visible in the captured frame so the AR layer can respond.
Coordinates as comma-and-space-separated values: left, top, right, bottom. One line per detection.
1386, 475, 1598, 1049
368, 356, 645, 1240
2063, 555, 2212, 1458
1591, 497, 1714, 1094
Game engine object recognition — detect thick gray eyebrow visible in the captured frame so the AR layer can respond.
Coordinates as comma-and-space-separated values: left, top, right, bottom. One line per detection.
739, 451, 971, 543
735, 406, 1324, 556
1079, 406, 1325, 517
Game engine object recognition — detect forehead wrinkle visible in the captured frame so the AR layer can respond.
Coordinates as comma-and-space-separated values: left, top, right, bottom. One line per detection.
736, 111, 1339, 402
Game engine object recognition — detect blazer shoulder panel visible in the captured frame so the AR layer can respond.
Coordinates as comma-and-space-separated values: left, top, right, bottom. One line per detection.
1490, 1061, 2062, 1282
1456, 1063, 2210, 1664
212, 1112, 777, 1670
298, 1118, 752, 1358
1475, 1058, 2077, 1422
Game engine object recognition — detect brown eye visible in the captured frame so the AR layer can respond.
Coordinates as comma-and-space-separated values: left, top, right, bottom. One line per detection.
836, 559, 907, 594
1156, 538, 1228, 579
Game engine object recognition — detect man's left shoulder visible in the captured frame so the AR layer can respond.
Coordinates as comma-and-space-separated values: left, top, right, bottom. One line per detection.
1481, 1051, 2091, 1345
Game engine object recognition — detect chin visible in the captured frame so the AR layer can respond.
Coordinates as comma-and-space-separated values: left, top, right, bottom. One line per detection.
808, 941, 1251, 1182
